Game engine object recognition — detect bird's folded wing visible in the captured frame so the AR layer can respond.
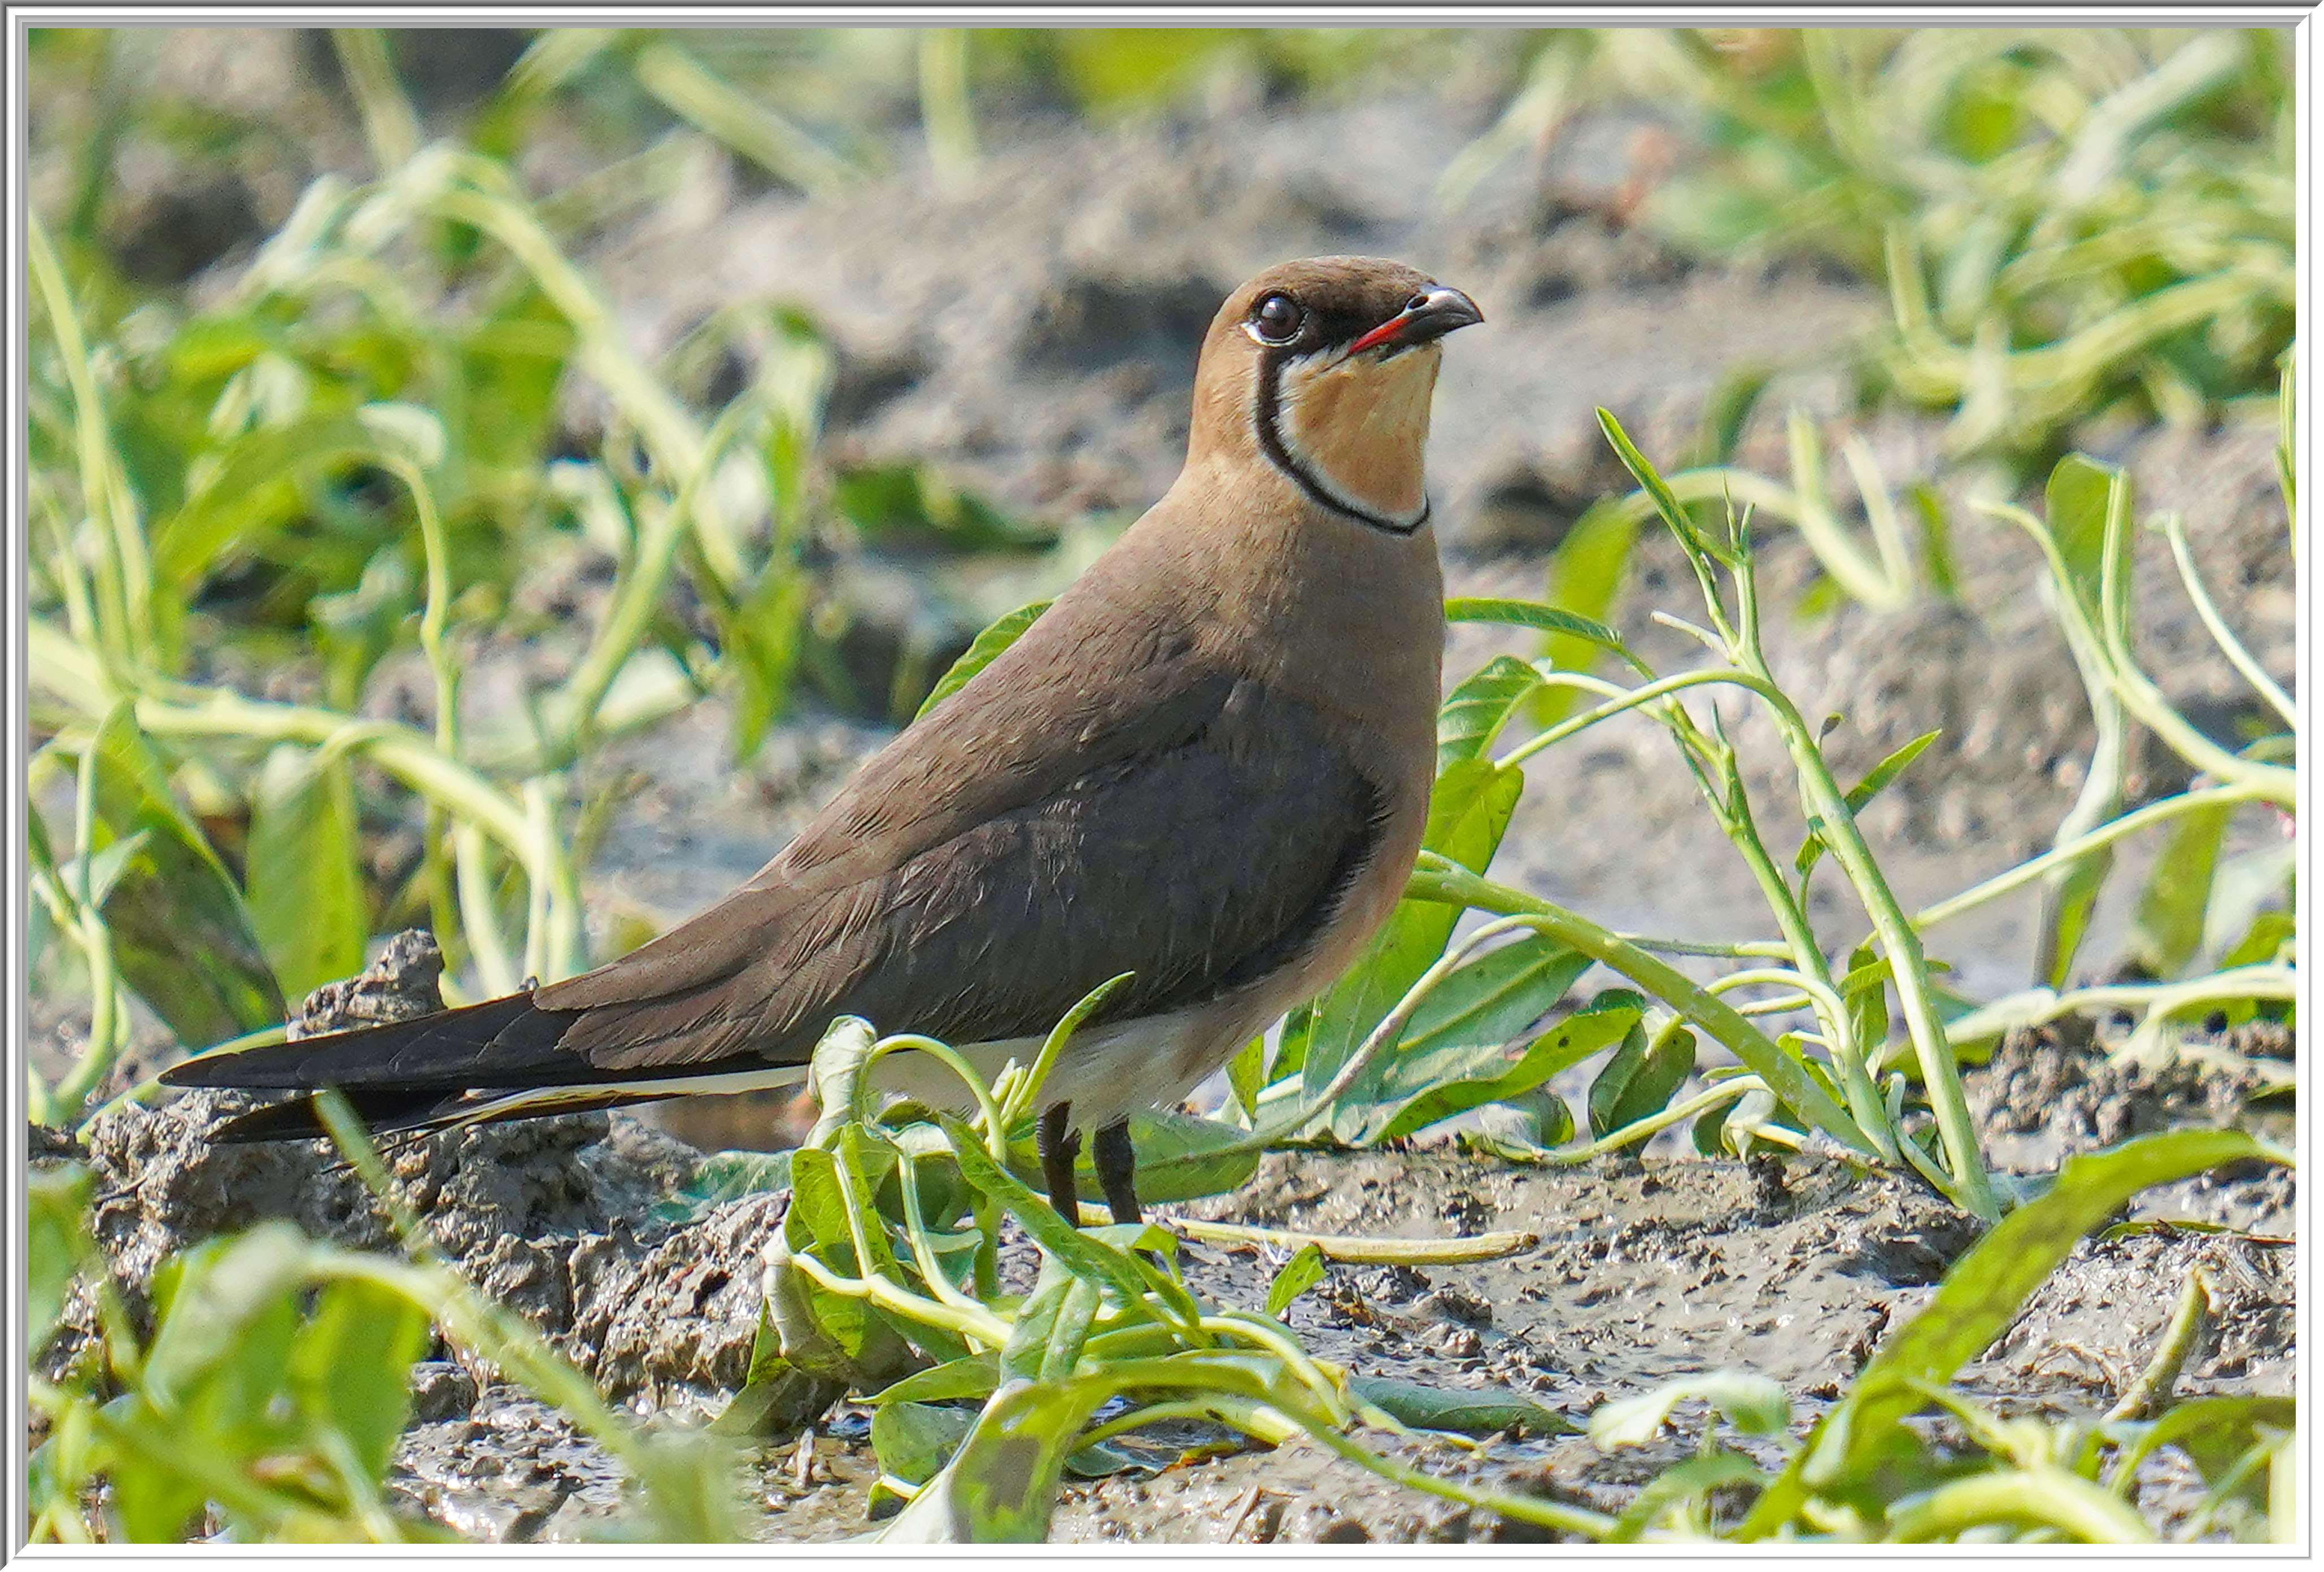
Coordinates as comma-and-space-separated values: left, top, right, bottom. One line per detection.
546, 676, 1386, 1071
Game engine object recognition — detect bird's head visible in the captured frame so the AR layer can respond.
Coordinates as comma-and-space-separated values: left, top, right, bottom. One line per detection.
1187, 256, 1482, 536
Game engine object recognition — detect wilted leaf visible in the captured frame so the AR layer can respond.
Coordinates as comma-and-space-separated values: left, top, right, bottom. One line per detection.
1591, 1369, 1790, 1449
1350, 1374, 1575, 1436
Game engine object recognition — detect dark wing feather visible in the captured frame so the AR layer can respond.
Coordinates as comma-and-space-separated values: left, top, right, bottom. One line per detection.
555, 676, 1384, 1069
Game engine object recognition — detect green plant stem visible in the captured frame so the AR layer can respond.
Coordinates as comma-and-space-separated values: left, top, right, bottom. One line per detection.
43, 732, 126, 1124
917, 29, 978, 182
1699, 744, 1892, 1155
28, 211, 152, 669
1545, 1079, 1758, 1164
1406, 864, 1880, 1165
1911, 781, 2276, 931
2156, 513, 2296, 731
2104, 1269, 2209, 1426
425, 162, 744, 587
332, 28, 422, 173
1979, 497, 2294, 807
312, 1093, 735, 1539
1883, 1464, 2154, 1543
1164, 1217, 1538, 1264
554, 400, 760, 768
1940, 964, 2297, 1049
634, 41, 859, 195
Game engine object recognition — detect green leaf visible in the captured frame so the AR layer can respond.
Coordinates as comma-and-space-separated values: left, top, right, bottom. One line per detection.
1597, 408, 1735, 567
2220, 909, 2295, 971
140, 1224, 313, 1412
1795, 728, 1942, 882
2108, 1395, 2297, 1495
1265, 1243, 1326, 1318
1290, 758, 1524, 1115
2040, 840, 2115, 992
287, 1276, 429, 1482
1909, 484, 1959, 601
655, 1149, 796, 1224
1223, 1037, 1265, 1125
835, 463, 1054, 553
28, 1162, 93, 1359
2043, 453, 2117, 618
1379, 988, 1637, 1143
150, 411, 384, 591
1532, 501, 1643, 723
1105, 1108, 1261, 1205
1591, 1369, 1791, 1449
1437, 655, 1545, 771
2126, 798, 2235, 979
245, 744, 369, 1002
914, 600, 1051, 721
1444, 596, 1640, 671
85, 703, 285, 1046
867, 1355, 1002, 1408
877, 1376, 1106, 1542
1745, 1128, 2283, 1537
1331, 935, 1592, 1142
938, 1114, 1166, 1318
1589, 1018, 1696, 1139
720, 561, 813, 762
1349, 1374, 1575, 1436
1606, 1451, 1768, 1543
873, 1400, 978, 1489
1839, 943, 1890, 1066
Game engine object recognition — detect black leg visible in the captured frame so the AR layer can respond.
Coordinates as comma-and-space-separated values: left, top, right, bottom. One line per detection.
1038, 1100, 1082, 1224
1093, 1119, 1140, 1226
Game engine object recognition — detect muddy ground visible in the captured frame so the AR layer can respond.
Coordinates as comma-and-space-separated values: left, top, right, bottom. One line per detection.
28, 32, 2297, 1544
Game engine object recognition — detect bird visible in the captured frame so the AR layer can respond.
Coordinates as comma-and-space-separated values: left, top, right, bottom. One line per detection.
162, 255, 1482, 1226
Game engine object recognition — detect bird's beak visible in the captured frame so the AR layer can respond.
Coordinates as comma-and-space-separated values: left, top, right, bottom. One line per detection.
1346, 285, 1485, 356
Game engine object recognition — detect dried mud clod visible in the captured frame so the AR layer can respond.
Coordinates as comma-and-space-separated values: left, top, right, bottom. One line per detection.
40, 931, 781, 1416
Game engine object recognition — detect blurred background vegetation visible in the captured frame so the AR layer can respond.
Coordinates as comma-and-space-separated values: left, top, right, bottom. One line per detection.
25, 24, 2295, 1117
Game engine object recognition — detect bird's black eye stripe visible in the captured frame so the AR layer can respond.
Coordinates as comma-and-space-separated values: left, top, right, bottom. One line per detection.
1249, 292, 1305, 345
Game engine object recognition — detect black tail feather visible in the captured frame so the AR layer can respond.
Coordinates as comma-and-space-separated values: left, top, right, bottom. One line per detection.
162, 993, 572, 1093
206, 1082, 695, 1144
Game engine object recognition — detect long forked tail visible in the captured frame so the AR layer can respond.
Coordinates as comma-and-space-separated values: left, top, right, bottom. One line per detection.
158, 992, 807, 1142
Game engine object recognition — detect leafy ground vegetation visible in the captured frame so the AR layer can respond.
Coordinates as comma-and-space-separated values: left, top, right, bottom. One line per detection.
23, 25, 2297, 1544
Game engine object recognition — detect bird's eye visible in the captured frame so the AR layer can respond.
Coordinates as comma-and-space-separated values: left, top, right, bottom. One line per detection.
1249, 292, 1304, 345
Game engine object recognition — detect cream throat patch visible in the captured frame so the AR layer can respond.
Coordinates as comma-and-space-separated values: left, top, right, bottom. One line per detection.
1263, 343, 1440, 531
